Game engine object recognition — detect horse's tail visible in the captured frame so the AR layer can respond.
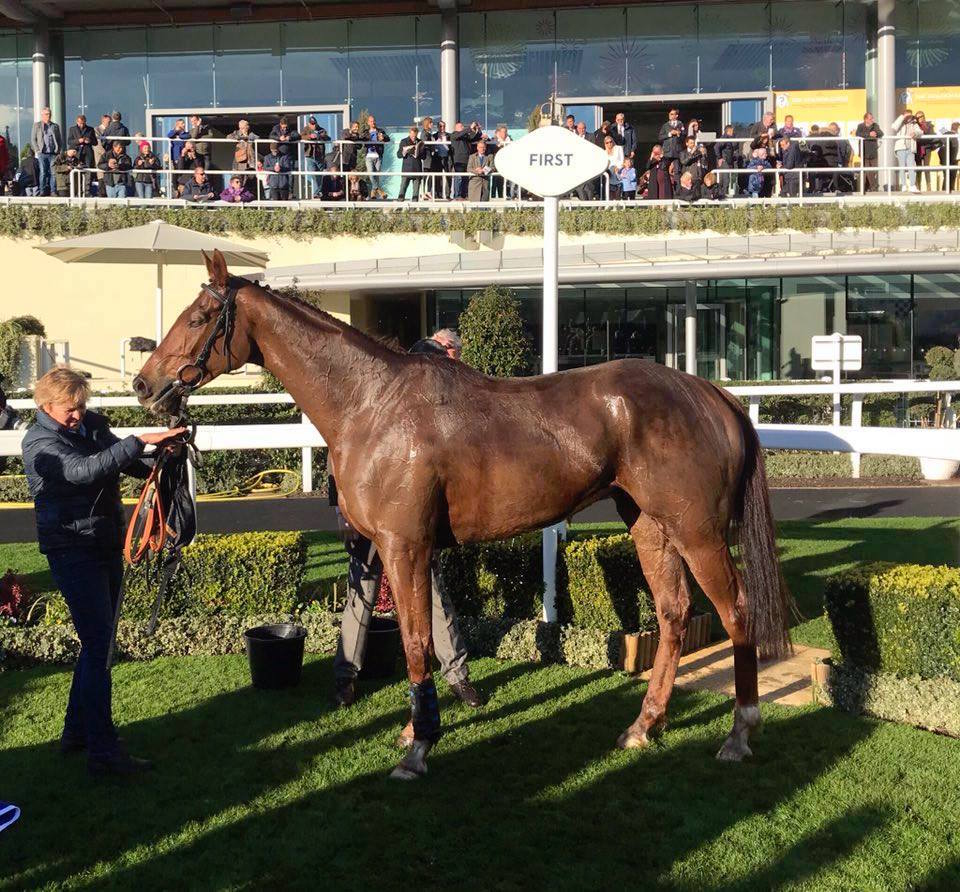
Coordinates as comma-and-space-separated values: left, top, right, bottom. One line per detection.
719, 388, 793, 660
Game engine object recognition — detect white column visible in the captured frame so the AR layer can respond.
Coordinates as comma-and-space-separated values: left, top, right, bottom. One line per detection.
441, 9, 459, 127
48, 33, 64, 135
542, 194, 560, 623
32, 23, 49, 121
301, 414, 314, 493
684, 280, 697, 375
155, 264, 164, 345
877, 0, 896, 190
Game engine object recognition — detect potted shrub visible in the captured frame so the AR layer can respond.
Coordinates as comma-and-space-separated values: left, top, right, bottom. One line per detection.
919, 346, 959, 480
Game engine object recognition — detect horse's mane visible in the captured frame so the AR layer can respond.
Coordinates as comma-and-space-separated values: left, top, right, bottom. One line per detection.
235, 275, 405, 356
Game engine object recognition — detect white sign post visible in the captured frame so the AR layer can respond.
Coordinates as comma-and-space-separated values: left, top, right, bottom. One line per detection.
812, 333, 863, 426
493, 126, 610, 623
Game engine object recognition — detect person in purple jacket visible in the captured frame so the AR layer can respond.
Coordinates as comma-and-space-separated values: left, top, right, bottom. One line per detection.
220, 175, 254, 203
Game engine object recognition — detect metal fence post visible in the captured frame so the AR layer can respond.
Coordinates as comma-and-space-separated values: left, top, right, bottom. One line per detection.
749, 396, 761, 425
851, 395, 863, 478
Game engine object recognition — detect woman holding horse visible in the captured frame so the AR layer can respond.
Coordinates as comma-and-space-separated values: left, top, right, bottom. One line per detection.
22, 367, 185, 777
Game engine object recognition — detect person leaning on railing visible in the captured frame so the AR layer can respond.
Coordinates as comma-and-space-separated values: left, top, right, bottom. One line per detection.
21, 367, 186, 777
53, 148, 81, 198
227, 119, 260, 193
97, 141, 132, 199
67, 114, 97, 197
855, 113, 884, 193
892, 109, 922, 193
259, 142, 293, 201
132, 141, 161, 199
182, 164, 216, 203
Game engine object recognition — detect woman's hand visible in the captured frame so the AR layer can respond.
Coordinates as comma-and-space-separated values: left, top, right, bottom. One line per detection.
138, 427, 188, 446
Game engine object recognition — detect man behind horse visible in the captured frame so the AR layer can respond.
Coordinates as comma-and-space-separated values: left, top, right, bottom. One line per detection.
331, 329, 484, 721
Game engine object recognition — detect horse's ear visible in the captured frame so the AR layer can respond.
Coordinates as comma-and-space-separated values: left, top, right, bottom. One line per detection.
206, 249, 228, 287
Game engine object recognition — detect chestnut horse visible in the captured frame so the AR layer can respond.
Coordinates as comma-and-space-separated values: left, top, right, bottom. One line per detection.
134, 250, 791, 780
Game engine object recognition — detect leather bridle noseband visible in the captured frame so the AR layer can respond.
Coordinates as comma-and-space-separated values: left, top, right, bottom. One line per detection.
149, 281, 237, 419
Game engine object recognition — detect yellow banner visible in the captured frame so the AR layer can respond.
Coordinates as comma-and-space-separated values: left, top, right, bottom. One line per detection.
774, 90, 867, 138
897, 87, 960, 128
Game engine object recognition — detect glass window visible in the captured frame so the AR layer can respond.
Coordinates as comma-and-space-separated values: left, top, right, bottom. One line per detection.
147, 26, 214, 111
626, 4, 698, 94
282, 21, 349, 108
896, 0, 920, 86
559, 289, 588, 370
556, 8, 628, 98
912, 274, 960, 372
459, 13, 487, 127
70, 29, 148, 130
746, 279, 780, 380
214, 24, 281, 108
472, 11, 557, 131
624, 286, 668, 363
0, 33, 23, 156
771, 1, 844, 90
916, 0, 960, 86
348, 17, 420, 127
846, 275, 912, 377
699, 3, 772, 92
416, 16, 441, 124
779, 276, 846, 378
842, 0, 867, 89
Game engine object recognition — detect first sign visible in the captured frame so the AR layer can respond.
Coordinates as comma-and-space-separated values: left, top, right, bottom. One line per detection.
492, 125, 611, 198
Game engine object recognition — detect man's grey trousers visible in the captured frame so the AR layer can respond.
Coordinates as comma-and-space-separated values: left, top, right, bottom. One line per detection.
334, 535, 469, 684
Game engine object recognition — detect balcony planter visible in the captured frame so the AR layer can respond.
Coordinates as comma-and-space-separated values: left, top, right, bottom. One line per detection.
919, 457, 960, 480
620, 613, 712, 674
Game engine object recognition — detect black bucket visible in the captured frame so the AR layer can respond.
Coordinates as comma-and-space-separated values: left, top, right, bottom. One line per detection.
243, 623, 307, 689
358, 616, 402, 680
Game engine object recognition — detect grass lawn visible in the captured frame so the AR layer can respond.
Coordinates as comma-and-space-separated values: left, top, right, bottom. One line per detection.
1, 655, 958, 890
2, 519, 958, 651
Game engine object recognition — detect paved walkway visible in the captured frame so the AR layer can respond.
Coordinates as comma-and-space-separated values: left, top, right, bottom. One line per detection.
641, 640, 831, 707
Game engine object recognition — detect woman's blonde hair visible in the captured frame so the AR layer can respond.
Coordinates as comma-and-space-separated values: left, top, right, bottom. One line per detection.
33, 366, 90, 409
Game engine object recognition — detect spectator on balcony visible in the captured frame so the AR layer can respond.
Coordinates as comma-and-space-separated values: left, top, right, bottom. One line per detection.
132, 141, 161, 199
593, 119, 613, 149
31, 107, 62, 197
747, 147, 772, 198
892, 109, 921, 193
321, 169, 346, 201
776, 136, 802, 197
97, 141, 131, 198
750, 111, 777, 147
102, 110, 130, 151
182, 165, 216, 203
348, 173, 367, 202
188, 114, 213, 168
490, 125, 513, 200
417, 117, 436, 201
698, 171, 724, 202
466, 138, 492, 202
644, 144, 673, 200
658, 109, 684, 183
94, 114, 111, 167
914, 111, 939, 192
451, 121, 480, 200
227, 119, 260, 192
855, 112, 884, 192
564, 114, 576, 132
67, 114, 97, 197
675, 171, 698, 202
362, 115, 389, 197
777, 115, 803, 140
53, 148, 81, 197
15, 147, 40, 197
220, 175, 254, 203
717, 124, 741, 196
619, 158, 637, 199
397, 125, 425, 201
298, 117, 324, 200
602, 134, 624, 199
166, 119, 189, 166
430, 120, 452, 200
260, 142, 293, 201
176, 141, 202, 195
613, 111, 636, 160
0, 130, 10, 194
679, 136, 709, 185
269, 116, 300, 159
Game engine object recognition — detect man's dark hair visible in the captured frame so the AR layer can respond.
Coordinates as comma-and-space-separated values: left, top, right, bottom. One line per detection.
279, 116, 289, 127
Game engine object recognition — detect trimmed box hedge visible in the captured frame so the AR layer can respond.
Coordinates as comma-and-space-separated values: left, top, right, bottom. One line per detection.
42, 531, 307, 625
824, 563, 960, 682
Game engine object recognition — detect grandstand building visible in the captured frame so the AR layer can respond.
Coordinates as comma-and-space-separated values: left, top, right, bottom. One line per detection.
0, 0, 959, 385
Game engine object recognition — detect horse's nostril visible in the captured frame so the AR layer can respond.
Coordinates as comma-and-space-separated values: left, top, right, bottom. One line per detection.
132, 375, 151, 399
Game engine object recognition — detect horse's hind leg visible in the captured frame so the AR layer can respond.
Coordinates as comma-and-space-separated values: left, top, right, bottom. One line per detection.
682, 541, 760, 761
615, 510, 692, 750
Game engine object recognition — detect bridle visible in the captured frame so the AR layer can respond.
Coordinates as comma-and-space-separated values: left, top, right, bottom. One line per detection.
149, 281, 237, 420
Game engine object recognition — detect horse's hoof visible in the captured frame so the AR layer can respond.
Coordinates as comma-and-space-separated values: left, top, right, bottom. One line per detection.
388, 738, 431, 780
716, 736, 753, 762
616, 729, 651, 750
389, 764, 425, 781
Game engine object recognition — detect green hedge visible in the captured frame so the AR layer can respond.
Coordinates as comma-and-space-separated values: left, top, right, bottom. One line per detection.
42, 532, 307, 625
825, 660, 960, 738
4, 202, 960, 241
824, 563, 960, 682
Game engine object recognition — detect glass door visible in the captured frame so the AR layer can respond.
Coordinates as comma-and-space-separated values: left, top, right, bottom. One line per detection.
561, 104, 601, 130
671, 304, 725, 379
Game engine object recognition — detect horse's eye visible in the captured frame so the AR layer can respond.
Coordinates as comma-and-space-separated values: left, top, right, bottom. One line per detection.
188, 318, 206, 329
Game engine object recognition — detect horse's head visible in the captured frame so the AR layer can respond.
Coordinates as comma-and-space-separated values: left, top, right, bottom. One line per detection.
133, 249, 260, 420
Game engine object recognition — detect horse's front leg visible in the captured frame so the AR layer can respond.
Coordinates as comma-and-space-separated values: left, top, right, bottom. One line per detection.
378, 534, 439, 780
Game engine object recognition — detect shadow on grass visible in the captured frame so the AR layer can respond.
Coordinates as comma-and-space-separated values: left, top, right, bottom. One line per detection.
0, 656, 887, 891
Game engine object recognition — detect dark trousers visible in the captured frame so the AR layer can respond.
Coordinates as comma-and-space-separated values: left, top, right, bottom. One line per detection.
38, 152, 55, 195
398, 175, 420, 201
453, 162, 467, 198
46, 549, 123, 756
